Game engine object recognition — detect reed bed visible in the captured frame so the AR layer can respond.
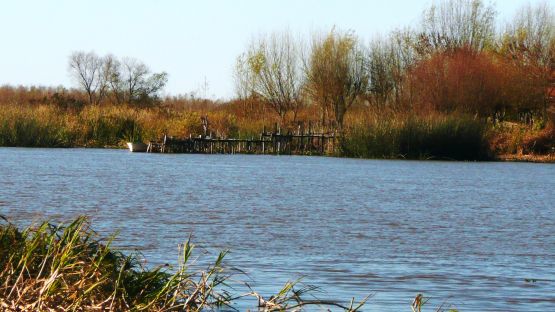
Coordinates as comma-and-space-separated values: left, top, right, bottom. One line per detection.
340, 113, 492, 160
1, 101, 550, 161
0, 103, 254, 148
0, 105, 73, 147
0, 216, 375, 311
0, 216, 232, 311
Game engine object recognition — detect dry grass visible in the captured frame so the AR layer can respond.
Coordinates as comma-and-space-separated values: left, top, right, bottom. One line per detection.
0, 216, 373, 311
1, 100, 553, 162
340, 111, 492, 160
0, 103, 264, 148
489, 122, 555, 160
0, 216, 231, 311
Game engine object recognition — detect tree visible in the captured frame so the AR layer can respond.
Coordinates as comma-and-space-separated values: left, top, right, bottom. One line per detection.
499, 2, 555, 118
238, 31, 305, 123
408, 47, 513, 117
69, 52, 167, 107
68, 51, 108, 105
234, 53, 255, 101
305, 29, 368, 130
366, 28, 420, 110
368, 37, 394, 108
418, 0, 496, 53
500, 2, 554, 67
107, 57, 168, 107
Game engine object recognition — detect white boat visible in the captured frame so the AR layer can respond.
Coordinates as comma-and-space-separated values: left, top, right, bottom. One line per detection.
127, 142, 148, 152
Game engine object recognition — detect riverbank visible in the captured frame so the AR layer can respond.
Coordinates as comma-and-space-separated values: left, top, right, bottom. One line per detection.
0, 102, 553, 162
497, 153, 555, 163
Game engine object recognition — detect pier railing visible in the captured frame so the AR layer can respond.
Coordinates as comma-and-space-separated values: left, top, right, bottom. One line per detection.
147, 127, 337, 155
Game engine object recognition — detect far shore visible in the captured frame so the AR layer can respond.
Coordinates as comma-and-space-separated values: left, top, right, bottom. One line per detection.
2, 143, 554, 163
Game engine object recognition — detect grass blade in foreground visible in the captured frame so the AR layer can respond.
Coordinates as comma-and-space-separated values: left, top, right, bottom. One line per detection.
0, 216, 375, 311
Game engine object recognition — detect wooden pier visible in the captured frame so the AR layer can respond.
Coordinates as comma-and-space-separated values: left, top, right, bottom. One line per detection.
146, 124, 337, 155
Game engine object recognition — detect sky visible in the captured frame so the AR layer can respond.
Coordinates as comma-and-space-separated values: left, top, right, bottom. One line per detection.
0, 0, 548, 99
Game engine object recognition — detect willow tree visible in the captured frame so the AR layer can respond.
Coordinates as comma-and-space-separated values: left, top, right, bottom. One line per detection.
305, 30, 368, 130
236, 31, 304, 123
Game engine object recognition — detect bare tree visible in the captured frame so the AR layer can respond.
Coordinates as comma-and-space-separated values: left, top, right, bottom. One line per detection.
68, 51, 107, 105
419, 0, 497, 53
122, 58, 149, 103
99, 54, 118, 104
108, 57, 168, 106
241, 31, 305, 123
501, 1, 554, 67
499, 2, 554, 118
368, 37, 394, 108
368, 29, 418, 109
70, 52, 167, 107
105, 56, 124, 104
305, 29, 368, 130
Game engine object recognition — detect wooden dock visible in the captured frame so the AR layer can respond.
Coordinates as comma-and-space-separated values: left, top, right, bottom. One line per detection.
146, 125, 337, 155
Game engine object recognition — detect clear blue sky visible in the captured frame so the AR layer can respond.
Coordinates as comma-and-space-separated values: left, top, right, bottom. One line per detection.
0, 0, 546, 99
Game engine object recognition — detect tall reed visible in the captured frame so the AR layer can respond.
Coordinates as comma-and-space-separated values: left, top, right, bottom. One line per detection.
1, 102, 517, 162
341, 113, 491, 160
0, 217, 231, 311
0, 105, 75, 147
0, 103, 272, 148
0, 216, 373, 311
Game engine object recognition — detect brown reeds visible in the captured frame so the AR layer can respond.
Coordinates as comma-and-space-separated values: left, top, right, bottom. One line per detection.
0, 216, 374, 311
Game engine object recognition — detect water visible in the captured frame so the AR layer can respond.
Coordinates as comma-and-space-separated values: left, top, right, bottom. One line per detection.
1, 147, 554, 311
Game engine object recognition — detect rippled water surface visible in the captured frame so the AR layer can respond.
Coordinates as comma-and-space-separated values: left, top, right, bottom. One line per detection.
1, 148, 554, 311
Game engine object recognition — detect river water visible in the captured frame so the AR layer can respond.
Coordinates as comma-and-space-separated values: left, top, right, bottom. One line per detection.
1, 148, 554, 311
